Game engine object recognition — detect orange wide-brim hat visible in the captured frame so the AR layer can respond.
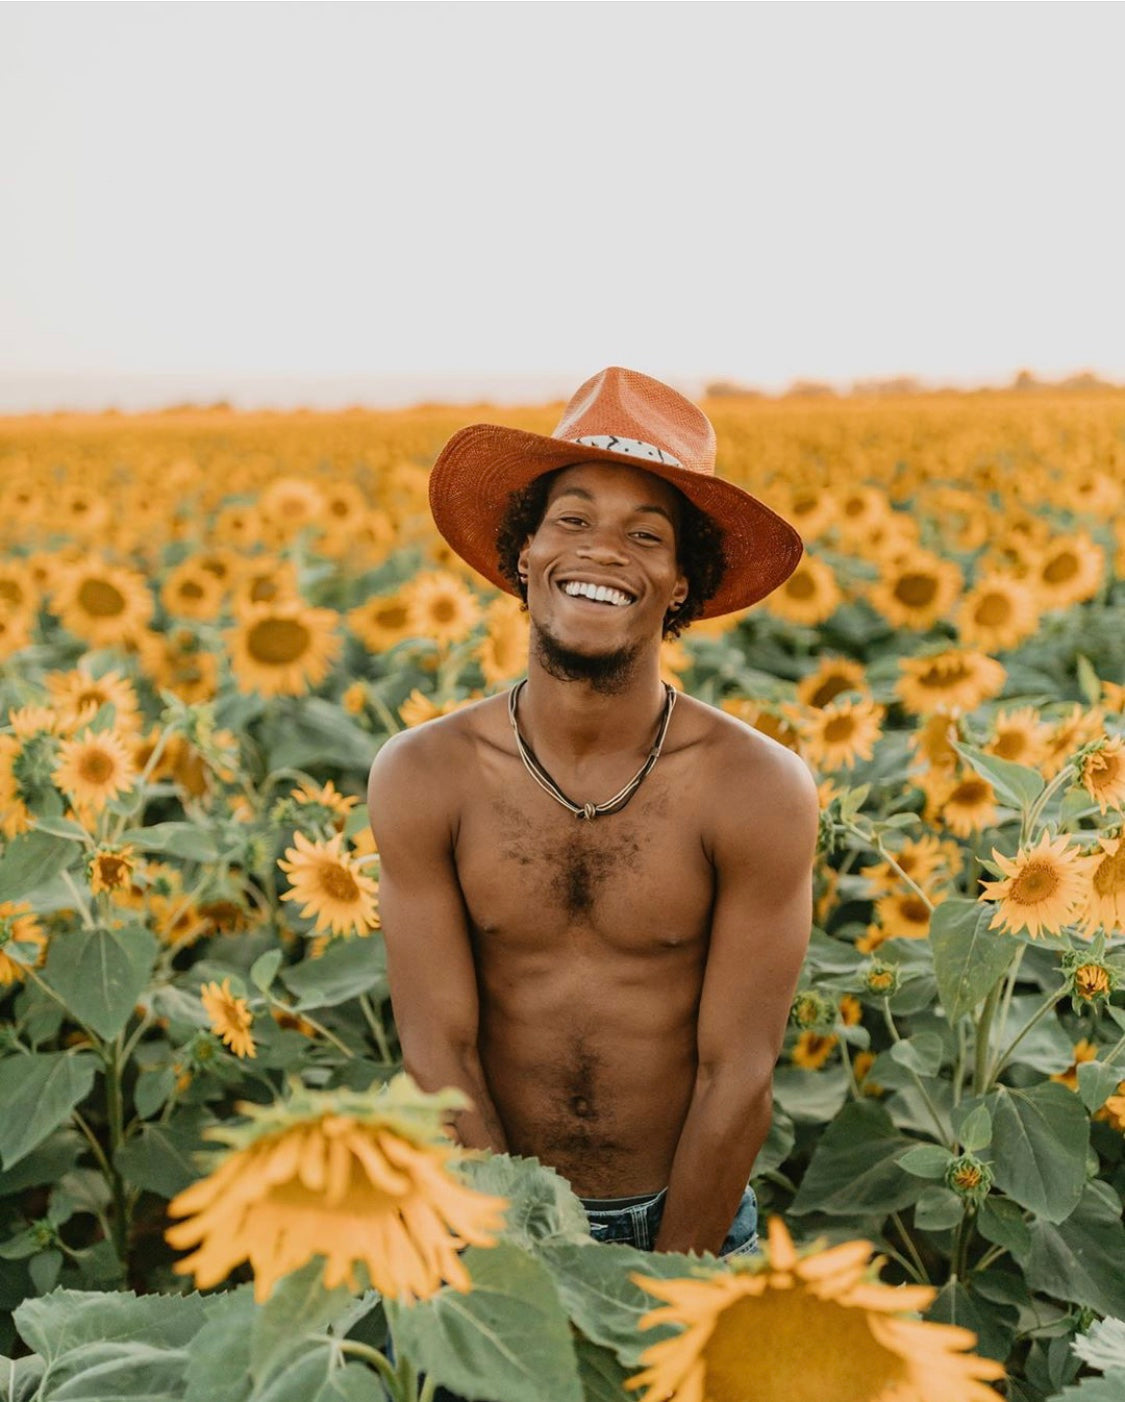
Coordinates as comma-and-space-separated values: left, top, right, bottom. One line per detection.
428, 366, 804, 618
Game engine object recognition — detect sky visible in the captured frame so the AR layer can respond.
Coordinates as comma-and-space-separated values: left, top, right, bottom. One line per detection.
2, 1, 1125, 412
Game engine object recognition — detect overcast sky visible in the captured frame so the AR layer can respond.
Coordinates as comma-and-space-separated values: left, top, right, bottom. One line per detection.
3, 2, 1124, 409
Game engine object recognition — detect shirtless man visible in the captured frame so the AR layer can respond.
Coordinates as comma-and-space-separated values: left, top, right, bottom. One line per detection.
367, 367, 818, 1257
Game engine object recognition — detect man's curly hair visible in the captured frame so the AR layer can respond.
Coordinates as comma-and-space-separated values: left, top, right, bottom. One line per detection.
495, 468, 728, 639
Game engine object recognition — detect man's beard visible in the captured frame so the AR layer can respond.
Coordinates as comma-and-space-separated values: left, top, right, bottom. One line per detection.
531, 623, 641, 696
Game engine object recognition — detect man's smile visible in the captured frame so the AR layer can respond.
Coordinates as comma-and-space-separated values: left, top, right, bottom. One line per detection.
556, 578, 637, 608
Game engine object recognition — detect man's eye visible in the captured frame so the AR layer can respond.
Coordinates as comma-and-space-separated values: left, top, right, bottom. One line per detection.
558, 515, 587, 526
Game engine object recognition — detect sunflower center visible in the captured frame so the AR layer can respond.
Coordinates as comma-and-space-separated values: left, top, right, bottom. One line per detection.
1043, 551, 1079, 584
318, 860, 361, 903
247, 618, 311, 665
786, 571, 816, 600
919, 660, 970, 689
1009, 859, 1060, 905
993, 730, 1028, 761
809, 676, 851, 707
180, 579, 205, 600
823, 715, 858, 743
1093, 846, 1125, 896
77, 579, 126, 617
430, 598, 458, 624
78, 749, 117, 784
249, 577, 278, 602
976, 591, 1013, 626
894, 572, 938, 607
377, 603, 409, 629
900, 895, 930, 924
96, 855, 129, 886
950, 778, 990, 805
0, 580, 26, 607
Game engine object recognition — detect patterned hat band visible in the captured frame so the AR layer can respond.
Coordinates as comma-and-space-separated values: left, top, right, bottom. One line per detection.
572, 434, 683, 468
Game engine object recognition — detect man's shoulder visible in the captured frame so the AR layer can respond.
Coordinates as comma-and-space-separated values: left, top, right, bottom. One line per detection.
367, 693, 507, 788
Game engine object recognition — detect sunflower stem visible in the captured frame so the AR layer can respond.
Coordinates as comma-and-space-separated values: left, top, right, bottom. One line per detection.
1021, 763, 1077, 844
872, 835, 935, 912
837, 1033, 862, 1101
102, 1036, 131, 1269
359, 993, 395, 1065
989, 985, 1067, 1084
417, 1377, 436, 1402
888, 1211, 929, 1284
60, 869, 96, 929
991, 945, 1026, 1058
973, 981, 1002, 1096
881, 998, 901, 1043
367, 687, 404, 738
334, 1339, 404, 1398
267, 994, 355, 1058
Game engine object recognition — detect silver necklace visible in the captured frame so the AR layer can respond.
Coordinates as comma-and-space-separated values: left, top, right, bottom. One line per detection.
507, 680, 677, 820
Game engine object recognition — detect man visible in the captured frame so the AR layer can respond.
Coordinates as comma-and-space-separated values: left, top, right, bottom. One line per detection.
367, 367, 817, 1257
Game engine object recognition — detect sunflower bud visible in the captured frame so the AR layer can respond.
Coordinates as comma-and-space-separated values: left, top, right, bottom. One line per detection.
1062, 949, 1117, 1010
863, 960, 901, 996
945, 1153, 993, 1209
790, 990, 838, 1033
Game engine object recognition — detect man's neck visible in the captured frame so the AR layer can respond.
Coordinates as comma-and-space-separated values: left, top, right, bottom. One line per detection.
519, 646, 669, 763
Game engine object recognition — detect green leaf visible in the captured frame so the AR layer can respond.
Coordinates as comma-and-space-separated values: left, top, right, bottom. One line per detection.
310, 1366, 385, 1402
1054, 1375, 1125, 1402
789, 1100, 924, 1216
183, 1288, 254, 1402
115, 1120, 206, 1199
280, 938, 387, 1011
1076, 654, 1103, 707
926, 1279, 1017, 1362
752, 1106, 795, 1176
250, 1260, 354, 1389
0, 1054, 98, 1171
43, 922, 157, 1040
538, 1242, 697, 1368
14, 1288, 206, 1360
120, 823, 220, 863
913, 1185, 964, 1231
977, 1197, 1031, 1261
30, 817, 92, 843
1026, 1181, 1125, 1316
0, 1131, 82, 1197
771, 1064, 850, 1123
575, 1336, 632, 1402
953, 741, 1045, 810
987, 1082, 1089, 1222
888, 1032, 943, 1077
930, 899, 1019, 1022
458, 1154, 589, 1249
249, 950, 283, 993
898, 1144, 954, 1179
1078, 1060, 1124, 1113
0, 1356, 46, 1402
134, 1065, 176, 1120
263, 699, 375, 771
0, 832, 80, 903
386, 1243, 582, 1402
1074, 1316, 1125, 1373
954, 1102, 993, 1153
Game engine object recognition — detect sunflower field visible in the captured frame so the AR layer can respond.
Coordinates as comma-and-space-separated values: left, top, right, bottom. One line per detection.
2, 388, 1125, 1401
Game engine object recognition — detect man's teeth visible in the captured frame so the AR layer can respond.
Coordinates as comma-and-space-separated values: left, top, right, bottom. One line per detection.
562, 581, 633, 607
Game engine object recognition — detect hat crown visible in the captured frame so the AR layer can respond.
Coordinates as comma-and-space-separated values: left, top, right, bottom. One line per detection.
552, 367, 717, 477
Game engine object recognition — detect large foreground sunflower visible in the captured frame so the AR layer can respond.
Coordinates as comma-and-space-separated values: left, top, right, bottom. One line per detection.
628, 1216, 1003, 1402
278, 830, 380, 935
979, 831, 1096, 938
166, 1077, 508, 1302
227, 601, 341, 698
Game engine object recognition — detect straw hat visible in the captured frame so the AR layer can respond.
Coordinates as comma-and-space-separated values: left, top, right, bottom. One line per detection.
428, 366, 803, 618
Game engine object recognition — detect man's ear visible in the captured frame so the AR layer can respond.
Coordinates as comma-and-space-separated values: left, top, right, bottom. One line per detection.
670, 574, 689, 610
517, 539, 531, 582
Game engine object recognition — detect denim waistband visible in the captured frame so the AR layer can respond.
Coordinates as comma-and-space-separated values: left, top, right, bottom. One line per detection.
580, 1187, 667, 1216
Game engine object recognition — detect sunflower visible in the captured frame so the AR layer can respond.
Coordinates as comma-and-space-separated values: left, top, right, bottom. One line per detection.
160, 559, 227, 621
628, 1216, 1004, 1402
956, 573, 1039, 652
720, 699, 804, 754
348, 592, 416, 653
1041, 704, 1105, 779
472, 598, 527, 686
909, 711, 962, 775
896, 650, 1006, 717
46, 666, 143, 734
0, 735, 31, 838
51, 560, 154, 648
868, 552, 962, 631
796, 657, 867, 710
1032, 532, 1104, 611
278, 830, 380, 935
0, 558, 39, 616
861, 834, 945, 895
135, 628, 218, 705
876, 889, 941, 941
227, 601, 341, 698
212, 502, 262, 551
258, 476, 325, 541
398, 690, 476, 729
53, 730, 137, 812
979, 831, 1096, 938
799, 698, 884, 771
765, 553, 842, 628
1102, 681, 1125, 714
0, 608, 33, 662
0, 902, 48, 987
7, 705, 58, 739
230, 557, 300, 616
314, 481, 368, 555
985, 706, 1048, 767
292, 778, 360, 832
1078, 834, 1125, 935
200, 978, 256, 1059
1050, 1038, 1098, 1093
165, 1077, 508, 1302
791, 1032, 838, 1070
404, 571, 481, 647
1079, 737, 1125, 814
88, 845, 137, 895
341, 681, 369, 716
777, 485, 836, 542
834, 485, 892, 544
922, 769, 997, 839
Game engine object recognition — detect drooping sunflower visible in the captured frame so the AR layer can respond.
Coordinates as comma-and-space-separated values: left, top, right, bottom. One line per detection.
980, 832, 1096, 939
88, 845, 137, 895
628, 1216, 1004, 1402
165, 1077, 509, 1302
51, 560, 154, 648
160, 559, 227, 622
46, 666, 143, 734
1031, 532, 1104, 611
404, 571, 482, 647
799, 698, 884, 772
796, 657, 867, 710
1078, 834, 1125, 935
278, 830, 380, 936
0, 902, 48, 988
956, 573, 1040, 652
348, 592, 416, 653
896, 650, 1007, 717
765, 554, 842, 628
868, 552, 962, 631
227, 601, 341, 698
53, 730, 137, 813
1079, 736, 1125, 814
985, 706, 1048, 767
200, 978, 256, 1059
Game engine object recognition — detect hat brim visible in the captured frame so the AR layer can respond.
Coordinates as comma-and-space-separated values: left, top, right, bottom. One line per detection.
428, 423, 804, 618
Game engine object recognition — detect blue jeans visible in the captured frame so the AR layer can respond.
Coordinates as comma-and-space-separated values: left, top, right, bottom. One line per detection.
581, 1181, 760, 1257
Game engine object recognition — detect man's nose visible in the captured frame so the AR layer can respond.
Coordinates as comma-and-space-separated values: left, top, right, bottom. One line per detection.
577, 527, 629, 564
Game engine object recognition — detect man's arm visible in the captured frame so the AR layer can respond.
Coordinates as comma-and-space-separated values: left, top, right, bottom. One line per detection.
653, 736, 818, 1254
367, 727, 509, 1152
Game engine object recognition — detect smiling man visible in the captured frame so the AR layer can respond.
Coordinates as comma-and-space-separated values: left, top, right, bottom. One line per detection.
367, 367, 818, 1259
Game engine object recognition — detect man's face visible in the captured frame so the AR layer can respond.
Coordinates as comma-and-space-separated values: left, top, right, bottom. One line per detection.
517, 462, 689, 668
